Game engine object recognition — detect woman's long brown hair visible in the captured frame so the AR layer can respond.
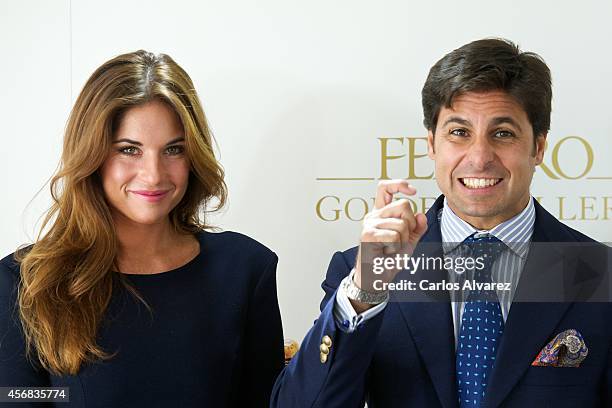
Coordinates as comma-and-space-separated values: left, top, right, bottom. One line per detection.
15, 50, 227, 376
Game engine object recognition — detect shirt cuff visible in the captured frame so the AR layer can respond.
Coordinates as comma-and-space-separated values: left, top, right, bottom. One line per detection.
333, 269, 389, 333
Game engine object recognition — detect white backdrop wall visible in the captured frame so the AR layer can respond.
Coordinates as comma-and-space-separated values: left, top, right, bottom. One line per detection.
1, 0, 611, 341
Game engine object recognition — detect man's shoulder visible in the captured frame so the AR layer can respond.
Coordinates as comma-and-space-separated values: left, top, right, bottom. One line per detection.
544, 215, 599, 243
534, 200, 601, 244
338, 246, 359, 267
556, 222, 599, 244
321, 246, 359, 292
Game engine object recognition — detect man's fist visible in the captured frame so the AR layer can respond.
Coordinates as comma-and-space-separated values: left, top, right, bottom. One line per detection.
352, 180, 428, 311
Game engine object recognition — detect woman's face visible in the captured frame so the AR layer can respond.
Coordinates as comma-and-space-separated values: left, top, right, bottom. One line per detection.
100, 99, 190, 227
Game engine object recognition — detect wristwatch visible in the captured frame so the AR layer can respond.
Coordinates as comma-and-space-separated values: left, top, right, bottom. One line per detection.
342, 269, 389, 305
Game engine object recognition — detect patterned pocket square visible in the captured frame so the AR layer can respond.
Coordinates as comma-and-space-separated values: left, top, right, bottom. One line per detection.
531, 329, 588, 367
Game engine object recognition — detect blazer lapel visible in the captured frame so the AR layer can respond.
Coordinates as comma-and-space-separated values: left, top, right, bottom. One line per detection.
483, 201, 582, 408
396, 196, 459, 408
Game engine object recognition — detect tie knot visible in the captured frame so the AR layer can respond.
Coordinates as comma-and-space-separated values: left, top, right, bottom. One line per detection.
464, 233, 501, 244
462, 233, 506, 279
463, 233, 504, 255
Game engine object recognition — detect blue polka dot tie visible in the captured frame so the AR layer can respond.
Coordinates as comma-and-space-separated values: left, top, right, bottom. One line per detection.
456, 234, 506, 407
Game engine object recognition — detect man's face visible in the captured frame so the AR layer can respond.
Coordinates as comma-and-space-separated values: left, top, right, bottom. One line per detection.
427, 90, 546, 230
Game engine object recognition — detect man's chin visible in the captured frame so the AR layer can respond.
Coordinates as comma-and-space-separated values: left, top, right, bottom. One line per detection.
450, 200, 504, 220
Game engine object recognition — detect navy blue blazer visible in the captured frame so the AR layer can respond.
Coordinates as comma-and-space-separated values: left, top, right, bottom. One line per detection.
271, 195, 612, 407
0, 231, 284, 407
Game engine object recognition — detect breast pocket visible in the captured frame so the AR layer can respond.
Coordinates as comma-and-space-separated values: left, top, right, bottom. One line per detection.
520, 365, 601, 387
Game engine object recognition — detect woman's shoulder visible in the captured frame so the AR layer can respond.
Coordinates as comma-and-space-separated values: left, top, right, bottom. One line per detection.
1, 244, 35, 291
197, 230, 277, 264
0, 251, 19, 270
0, 250, 23, 299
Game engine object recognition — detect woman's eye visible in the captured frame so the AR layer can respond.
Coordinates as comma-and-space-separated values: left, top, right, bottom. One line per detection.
118, 146, 140, 155
450, 128, 467, 137
166, 145, 185, 155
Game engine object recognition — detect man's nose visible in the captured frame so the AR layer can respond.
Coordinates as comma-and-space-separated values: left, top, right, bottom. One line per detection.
466, 134, 496, 169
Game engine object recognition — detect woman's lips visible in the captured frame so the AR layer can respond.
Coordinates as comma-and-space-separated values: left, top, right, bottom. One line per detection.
130, 190, 169, 202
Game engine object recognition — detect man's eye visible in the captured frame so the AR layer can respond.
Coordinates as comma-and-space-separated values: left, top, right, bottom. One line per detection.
166, 145, 185, 155
118, 146, 140, 155
494, 130, 514, 138
450, 128, 467, 137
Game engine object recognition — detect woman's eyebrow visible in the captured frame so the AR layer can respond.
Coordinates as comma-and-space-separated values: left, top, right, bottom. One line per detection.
111, 136, 185, 146
113, 138, 141, 145
165, 137, 185, 145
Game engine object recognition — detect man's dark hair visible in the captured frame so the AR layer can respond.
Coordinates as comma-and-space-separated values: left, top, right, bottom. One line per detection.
422, 38, 552, 138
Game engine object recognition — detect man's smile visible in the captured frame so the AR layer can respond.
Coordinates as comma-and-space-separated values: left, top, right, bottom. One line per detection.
458, 177, 503, 189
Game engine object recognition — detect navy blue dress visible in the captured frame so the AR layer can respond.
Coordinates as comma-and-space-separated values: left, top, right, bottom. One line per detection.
0, 231, 284, 407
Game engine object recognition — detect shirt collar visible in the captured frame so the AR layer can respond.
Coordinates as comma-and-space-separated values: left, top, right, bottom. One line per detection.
440, 196, 536, 258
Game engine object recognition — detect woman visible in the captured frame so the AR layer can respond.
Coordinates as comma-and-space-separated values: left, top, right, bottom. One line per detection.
0, 50, 284, 407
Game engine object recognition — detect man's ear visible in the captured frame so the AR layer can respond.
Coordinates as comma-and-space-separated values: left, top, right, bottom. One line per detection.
534, 132, 547, 165
427, 130, 435, 159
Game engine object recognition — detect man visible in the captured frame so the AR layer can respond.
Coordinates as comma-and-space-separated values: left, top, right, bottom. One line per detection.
271, 38, 612, 407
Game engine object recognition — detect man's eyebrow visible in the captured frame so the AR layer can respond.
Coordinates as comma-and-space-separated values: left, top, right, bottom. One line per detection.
441, 116, 471, 128
490, 116, 523, 132
112, 137, 185, 146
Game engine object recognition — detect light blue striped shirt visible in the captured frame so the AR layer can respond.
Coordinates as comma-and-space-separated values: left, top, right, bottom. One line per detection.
334, 196, 536, 341
441, 197, 535, 346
